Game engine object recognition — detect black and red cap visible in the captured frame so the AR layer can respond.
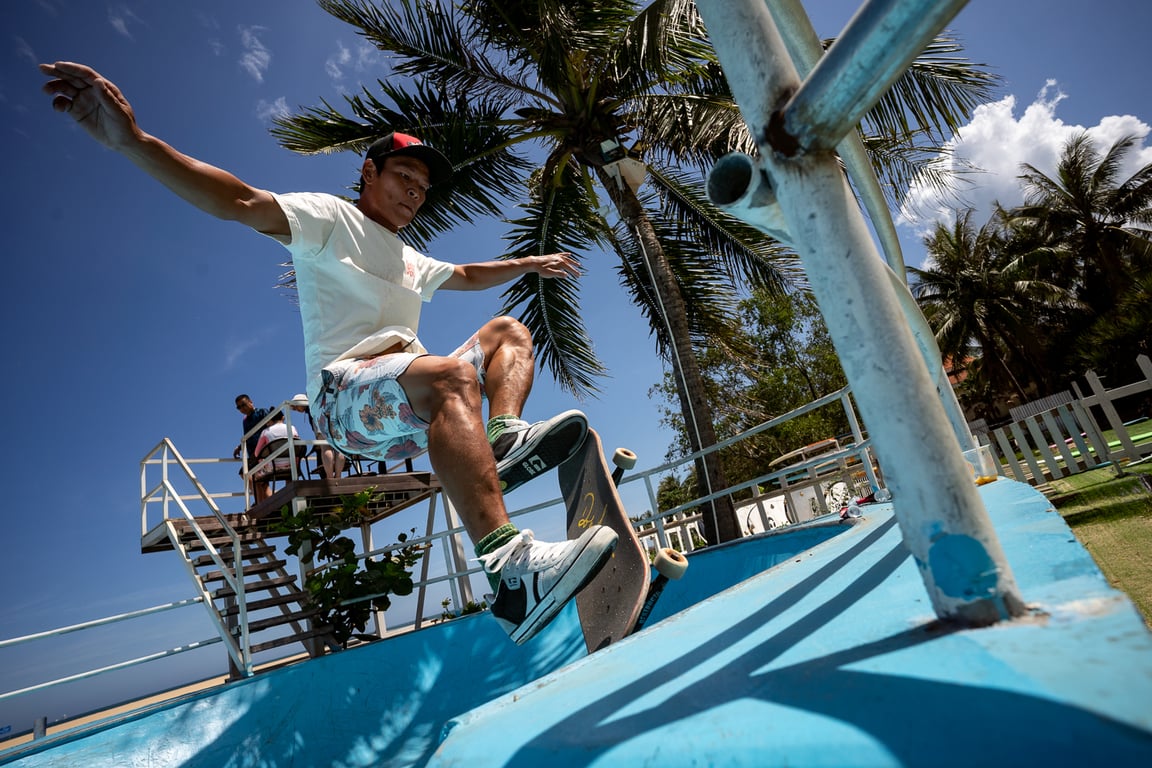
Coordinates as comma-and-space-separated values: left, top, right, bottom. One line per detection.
365, 132, 453, 185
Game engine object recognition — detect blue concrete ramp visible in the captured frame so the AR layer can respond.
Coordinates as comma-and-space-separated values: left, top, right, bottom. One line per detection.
431, 480, 1152, 766
0, 507, 831, 767
4, 480, 1150, 767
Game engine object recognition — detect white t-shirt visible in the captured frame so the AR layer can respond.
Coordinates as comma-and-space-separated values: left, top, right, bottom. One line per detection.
268, 192, 456, 404
253, 422, 301, 473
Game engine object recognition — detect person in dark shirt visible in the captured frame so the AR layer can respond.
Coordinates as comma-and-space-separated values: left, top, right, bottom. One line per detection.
232, 393, 270, 502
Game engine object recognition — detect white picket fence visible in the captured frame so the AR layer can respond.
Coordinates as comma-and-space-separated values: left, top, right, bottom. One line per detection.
977, 355, 1152, 485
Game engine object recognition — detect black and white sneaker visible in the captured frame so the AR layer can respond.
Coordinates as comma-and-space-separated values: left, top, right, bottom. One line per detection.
492, 410, 588, 493
477, 527, 618, 645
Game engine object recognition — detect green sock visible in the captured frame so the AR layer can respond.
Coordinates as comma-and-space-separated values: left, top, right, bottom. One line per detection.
475, 523, 519, 591
486, 414, 517, 443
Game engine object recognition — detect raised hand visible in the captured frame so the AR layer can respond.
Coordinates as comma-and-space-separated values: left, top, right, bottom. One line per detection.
529, 252, 581, 280
39, 61, 140, 150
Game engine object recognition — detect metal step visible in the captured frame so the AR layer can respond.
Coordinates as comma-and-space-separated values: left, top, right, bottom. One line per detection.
199, 558, 288, 583
211, 574, 298, 599
219, 590, 304, 616
192, 544, 276, 567
249, 625, 335, 655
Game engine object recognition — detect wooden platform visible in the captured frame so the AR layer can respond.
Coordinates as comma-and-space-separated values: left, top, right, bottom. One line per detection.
141, 472, 440, 554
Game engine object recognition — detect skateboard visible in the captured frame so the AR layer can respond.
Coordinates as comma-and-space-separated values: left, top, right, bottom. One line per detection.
559, 428, 688, 652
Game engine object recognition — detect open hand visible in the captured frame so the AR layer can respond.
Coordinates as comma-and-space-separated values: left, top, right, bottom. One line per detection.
529, 252, 581, 280
39, 61, 140, 150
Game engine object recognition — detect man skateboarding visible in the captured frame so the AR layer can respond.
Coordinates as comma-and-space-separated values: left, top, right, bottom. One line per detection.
40, 60, 617, 646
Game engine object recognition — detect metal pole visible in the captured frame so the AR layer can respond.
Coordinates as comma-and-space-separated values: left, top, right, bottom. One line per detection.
732, 0, 977, 452
765, 0, 907, 277
697, 0, 1024, 625
780, 0, 970, 153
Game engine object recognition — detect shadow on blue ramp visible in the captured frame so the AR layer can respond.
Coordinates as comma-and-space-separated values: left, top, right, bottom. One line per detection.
431, 480, 1152, 767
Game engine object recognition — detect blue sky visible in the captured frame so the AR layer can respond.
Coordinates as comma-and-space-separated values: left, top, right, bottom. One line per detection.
2, 0, 1151, 733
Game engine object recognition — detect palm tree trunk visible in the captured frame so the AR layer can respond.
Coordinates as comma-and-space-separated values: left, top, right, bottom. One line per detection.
594, 166, 740, 544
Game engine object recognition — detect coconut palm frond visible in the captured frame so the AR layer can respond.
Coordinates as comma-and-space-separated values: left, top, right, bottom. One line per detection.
318, 0, 543, 104
469, 0, 637, 55
275, 79, 534, 249
630, 92, 754, 168
608, 191, 744, 351
498, 168, 612, 397
861, 33, 1002, 144
607, 0, 713, 96
859, 130, 962, 204
646, 164, 805, 294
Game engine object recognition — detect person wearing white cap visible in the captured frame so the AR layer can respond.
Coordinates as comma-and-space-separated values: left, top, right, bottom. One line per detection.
41, 61, 617, 646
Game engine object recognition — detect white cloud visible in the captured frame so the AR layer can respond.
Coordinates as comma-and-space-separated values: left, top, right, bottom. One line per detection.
195, 11, 220, 31
223, 326, 275, 371
14, 36, 37, 64
238, 25, 271, 83
108, 4, 144, 40
325, 41, 352, 81
898, 81, 1152, 236
325, 39, 387, 84
195, 12, 223, 56
256, 96, 289, 123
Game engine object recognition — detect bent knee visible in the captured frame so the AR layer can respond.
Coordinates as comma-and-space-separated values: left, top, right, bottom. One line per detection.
482, 315, 532, 346
411, 357, 482, 406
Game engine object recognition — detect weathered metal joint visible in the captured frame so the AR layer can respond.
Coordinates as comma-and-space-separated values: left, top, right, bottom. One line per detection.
766, 106, 801, 158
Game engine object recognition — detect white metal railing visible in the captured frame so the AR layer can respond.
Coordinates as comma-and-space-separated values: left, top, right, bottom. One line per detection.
236, 399, 339, 506
0, 598, 217, 703
140, 438, 254, 675
623, 386, 883, 553
225, 384, 885, 632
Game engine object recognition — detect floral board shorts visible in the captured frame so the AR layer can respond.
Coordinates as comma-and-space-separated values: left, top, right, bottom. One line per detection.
314, 332, 485, 462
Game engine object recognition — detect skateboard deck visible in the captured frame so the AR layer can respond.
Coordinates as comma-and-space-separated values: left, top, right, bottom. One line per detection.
560, 428, 649, 652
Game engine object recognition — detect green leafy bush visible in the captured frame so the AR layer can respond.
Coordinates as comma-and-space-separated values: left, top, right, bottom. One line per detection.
272, 489, 425, 646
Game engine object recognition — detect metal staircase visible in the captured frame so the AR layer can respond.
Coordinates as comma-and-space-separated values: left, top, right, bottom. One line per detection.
161, 514, 335, 677
177, 523, 335, 670
140, 435, 446, 677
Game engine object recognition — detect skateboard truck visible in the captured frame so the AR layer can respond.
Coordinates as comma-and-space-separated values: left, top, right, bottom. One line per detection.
633, 546, 688, 632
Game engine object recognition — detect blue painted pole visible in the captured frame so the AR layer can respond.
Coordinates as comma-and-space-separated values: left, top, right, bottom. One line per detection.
780, 0, 971, 153
742, 0, 977, 453
697, 0, 1025, 625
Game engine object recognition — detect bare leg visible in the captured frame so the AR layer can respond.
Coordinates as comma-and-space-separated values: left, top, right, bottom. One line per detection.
476, 316, 535, 419
321, 446, 346, 478
399, 355, 509, 542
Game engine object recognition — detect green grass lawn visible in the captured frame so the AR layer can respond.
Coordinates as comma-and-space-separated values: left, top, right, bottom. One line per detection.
1044, 461, 1152, 626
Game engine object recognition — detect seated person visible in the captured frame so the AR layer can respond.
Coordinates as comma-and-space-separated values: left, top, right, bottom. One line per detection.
252, 411, 302, 498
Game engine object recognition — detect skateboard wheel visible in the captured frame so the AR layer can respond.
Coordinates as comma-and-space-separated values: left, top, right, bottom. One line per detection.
612, 448, 637, 470
653, 547, 688, 579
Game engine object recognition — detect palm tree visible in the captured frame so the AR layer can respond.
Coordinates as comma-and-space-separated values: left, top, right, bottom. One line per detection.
909, 208, 1080, 413
1015, 131, 1152, 315
272, 0, 999, 543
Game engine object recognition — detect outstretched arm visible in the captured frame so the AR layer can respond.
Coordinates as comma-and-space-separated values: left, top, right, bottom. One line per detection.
40, 61, 289, 236
442, 252, 581, 291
